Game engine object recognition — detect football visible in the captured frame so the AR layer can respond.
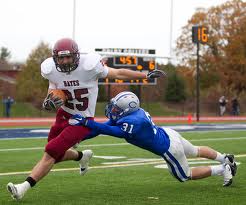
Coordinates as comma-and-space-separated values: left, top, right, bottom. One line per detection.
48, 89, 67, 102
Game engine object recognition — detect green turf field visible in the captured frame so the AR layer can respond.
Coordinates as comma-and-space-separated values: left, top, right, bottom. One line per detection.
0, 130, 245, 204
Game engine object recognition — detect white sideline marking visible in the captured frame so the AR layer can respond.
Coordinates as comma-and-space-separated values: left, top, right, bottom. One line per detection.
0, 155, 245, 176
0, 136, 246, 152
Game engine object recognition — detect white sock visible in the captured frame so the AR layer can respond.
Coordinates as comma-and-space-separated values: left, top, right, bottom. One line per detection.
211, 164, 225, 176
215, 152, 225, 163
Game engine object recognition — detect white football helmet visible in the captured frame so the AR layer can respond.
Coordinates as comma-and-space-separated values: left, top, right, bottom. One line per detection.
105, 91, 140, 121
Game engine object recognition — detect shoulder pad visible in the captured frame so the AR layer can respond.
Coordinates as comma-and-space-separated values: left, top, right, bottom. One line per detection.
41, 57, 55, 75
117, 115, 137, 125
83, 53, 101, 71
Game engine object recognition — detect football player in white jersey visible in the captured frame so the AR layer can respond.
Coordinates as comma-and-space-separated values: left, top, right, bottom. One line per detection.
7, 38, 166, 200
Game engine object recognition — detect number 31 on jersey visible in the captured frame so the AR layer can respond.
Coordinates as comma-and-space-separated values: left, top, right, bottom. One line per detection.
121, 123, 134, 134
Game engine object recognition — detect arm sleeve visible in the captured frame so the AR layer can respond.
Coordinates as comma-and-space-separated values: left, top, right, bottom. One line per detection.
95, 61, 108, 78
104, 119, 116, 126
83, 53, 108, 78
85, 120, 116, 139
41, 58, 54, 79
86, 120, 127, 138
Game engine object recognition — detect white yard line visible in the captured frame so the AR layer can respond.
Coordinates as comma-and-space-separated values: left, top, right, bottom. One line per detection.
0, 154, 245, 176
190, 136, 246, 142
1, 136, 246, 152
0, 143, 129, 152
0, 147, 45, 151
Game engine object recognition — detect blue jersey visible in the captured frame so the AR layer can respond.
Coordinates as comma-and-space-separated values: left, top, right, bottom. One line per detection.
86, 108, 170, 156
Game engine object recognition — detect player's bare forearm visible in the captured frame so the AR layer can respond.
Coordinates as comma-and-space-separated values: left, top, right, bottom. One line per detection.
116, 69, 146, 80
107, 67, 146, 80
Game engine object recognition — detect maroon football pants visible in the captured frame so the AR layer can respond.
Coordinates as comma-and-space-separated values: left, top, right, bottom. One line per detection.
45, 108, 93, 162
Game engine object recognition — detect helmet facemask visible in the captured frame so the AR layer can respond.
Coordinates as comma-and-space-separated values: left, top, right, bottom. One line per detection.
105, 99, 124, 121
53, 51, 79, 73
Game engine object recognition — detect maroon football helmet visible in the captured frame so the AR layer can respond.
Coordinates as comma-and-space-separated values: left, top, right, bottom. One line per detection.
52, 38, 80, 73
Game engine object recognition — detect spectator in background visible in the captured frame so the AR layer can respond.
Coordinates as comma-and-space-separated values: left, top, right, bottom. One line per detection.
219, 96, 228, 116
3, 96, 14, 117
231, 97, 240, 116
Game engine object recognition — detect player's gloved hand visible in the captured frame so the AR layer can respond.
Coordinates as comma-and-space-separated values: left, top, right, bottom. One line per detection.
147, 69, 167, 79
69, 114, 88, 126
42, 93, 64, 111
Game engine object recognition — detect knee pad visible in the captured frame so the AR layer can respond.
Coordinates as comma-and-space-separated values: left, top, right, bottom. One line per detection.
190, 145, 199, 157
183, 142, 199, 157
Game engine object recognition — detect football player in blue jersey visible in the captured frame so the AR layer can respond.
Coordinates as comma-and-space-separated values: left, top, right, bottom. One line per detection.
69, 91, 237, 187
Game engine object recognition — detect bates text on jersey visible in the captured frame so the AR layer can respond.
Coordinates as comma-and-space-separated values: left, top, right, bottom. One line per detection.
63, 80, 80, 87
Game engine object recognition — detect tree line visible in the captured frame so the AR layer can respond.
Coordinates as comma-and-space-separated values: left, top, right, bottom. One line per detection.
1, 0, 245, 109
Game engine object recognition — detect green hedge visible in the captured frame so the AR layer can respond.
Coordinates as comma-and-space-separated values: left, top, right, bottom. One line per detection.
0, 102, 182, 117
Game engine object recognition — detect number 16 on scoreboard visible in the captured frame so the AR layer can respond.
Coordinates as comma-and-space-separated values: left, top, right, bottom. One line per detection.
192, 26, 208, 44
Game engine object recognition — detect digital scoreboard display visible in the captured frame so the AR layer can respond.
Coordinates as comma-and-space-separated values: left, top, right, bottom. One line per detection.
192, 26, 208, 44
95, 48, 157, 85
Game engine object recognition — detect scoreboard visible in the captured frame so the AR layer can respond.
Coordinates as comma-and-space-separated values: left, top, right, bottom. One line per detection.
192, 26, 208, 44
95, 48, 157, 85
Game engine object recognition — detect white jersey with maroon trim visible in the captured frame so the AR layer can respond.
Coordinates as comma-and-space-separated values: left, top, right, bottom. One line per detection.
41, 53, 108, 117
